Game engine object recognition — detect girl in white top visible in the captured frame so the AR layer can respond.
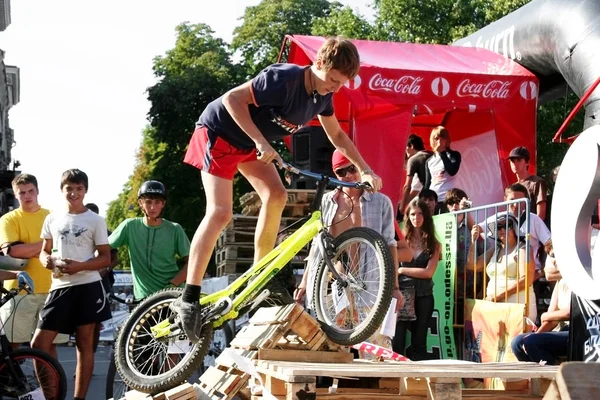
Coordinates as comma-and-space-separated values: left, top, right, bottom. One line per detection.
467, 213, 537, 322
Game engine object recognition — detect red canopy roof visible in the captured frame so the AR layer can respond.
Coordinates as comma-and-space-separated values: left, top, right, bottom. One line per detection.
283, 35, 539, 209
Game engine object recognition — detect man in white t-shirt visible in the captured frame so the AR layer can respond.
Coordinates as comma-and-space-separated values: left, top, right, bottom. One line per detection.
31, 169, 112, 400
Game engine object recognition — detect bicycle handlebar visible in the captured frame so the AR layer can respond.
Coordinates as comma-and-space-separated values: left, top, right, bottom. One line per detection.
280, 161, 372, 190
108, 292, 142, 305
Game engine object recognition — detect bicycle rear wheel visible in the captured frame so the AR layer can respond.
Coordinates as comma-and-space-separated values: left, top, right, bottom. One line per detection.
312, 227, 394, 345
0, 347, 67, 400
115, 288, 213, 394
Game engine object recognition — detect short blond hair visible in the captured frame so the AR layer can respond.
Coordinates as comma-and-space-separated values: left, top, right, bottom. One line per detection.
12, 173, 39, 193
316, 37, 360, 79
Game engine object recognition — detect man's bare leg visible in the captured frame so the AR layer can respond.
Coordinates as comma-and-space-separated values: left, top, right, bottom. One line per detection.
238, 160, 287, 262
174, 173, 233, 342
74, 324, 95, 399
186, 173, 234, 285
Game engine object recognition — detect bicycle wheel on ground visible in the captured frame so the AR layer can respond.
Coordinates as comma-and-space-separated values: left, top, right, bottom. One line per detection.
115, 288, 213, 394
0, 347, 67, 400
106, 350, 128, 400
312, 227, 394, 345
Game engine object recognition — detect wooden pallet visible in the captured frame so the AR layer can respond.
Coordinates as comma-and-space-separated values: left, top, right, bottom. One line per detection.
542, 362, 600, 399
122, 382, 198, 400
251, 359, 559, 400
216, 245, 309, 268
240, 190, 317, 217
217, 215, 302, 247
197, 303, 351, 400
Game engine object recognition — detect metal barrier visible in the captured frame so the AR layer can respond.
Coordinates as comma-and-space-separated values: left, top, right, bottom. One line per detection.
450, 198, 534, 335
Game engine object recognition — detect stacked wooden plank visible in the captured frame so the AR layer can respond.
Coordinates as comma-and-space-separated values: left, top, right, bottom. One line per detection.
197, 303, 350, 400
239, 189, 316, 217
215, 214, 309, 277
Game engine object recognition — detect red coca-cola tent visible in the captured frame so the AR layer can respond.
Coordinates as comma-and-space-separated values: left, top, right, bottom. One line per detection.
281, 35, 539, 208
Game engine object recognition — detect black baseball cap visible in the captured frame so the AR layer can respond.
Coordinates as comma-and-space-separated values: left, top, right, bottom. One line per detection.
507, 146, 530, 162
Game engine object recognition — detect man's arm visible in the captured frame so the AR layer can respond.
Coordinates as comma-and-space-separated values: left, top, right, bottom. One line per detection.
222, 80, 283, 164
400, 173, 414, 214
0, 215, 44, 258
170, 256, 189, 286
318, 114, 381, 190
439, 150, 461, 176
3, 241, 44, 259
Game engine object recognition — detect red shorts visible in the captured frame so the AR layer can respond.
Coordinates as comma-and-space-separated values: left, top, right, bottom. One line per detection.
184, 126, 257, 180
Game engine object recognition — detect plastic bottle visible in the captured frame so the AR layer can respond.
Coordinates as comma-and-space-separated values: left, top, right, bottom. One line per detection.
51, 249, 66, 278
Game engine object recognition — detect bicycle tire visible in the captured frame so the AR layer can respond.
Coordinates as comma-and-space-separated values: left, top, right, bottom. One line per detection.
312, 227, 394, 345
0, 347, 67, 400
105, 350, 129, 400
115, 288, 213, 394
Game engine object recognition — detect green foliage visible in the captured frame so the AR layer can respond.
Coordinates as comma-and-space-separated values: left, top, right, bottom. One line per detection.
372, 0, 530, 43
312, 5, 374, 39
231, 0, 336, 76
536, 90, 584, 190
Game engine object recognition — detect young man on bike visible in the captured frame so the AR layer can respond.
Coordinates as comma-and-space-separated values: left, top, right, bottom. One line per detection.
173, 37, 382, 343
109, 180, 190, 300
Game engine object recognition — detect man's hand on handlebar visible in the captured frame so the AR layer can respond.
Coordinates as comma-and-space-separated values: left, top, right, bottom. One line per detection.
255, 142, 283, 167
360, 170, 383, 192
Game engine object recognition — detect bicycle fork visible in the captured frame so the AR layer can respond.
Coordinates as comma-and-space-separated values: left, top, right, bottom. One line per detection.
317, 230, 349, 288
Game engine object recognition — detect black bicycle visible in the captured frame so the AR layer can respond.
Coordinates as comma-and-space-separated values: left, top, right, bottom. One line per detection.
0, 286, 67, 400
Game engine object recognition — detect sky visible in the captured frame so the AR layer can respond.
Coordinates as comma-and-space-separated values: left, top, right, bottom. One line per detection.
1, 0, 375, 215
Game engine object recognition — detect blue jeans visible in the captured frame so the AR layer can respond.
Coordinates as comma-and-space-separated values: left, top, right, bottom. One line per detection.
511, 330, 569, 365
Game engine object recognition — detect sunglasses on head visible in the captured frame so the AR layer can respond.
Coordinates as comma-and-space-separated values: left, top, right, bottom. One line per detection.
334, 164, 358, 177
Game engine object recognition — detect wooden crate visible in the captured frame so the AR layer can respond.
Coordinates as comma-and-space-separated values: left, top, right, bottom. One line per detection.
543, 362, 600, 399
197, 303, 351, 400
251, 360, 559, 400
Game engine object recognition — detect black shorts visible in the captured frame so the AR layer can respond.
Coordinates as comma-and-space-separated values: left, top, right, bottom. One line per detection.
38, 280, 112, 335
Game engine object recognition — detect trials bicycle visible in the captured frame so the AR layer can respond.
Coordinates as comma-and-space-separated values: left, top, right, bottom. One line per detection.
115, 162, 395, 394
0, 285, 67, 400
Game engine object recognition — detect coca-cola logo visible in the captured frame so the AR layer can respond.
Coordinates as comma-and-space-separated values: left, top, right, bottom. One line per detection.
519, 81, 537, 100
457, 79, 511, 99
431, 77, 450, 97
344, 75, 362, 90
368, 74, 422, 95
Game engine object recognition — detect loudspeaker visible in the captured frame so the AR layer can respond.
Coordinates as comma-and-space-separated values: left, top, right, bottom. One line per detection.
291, 126, 335, 189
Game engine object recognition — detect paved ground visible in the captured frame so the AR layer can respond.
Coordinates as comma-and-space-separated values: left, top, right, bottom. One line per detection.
57, 343, 112, 400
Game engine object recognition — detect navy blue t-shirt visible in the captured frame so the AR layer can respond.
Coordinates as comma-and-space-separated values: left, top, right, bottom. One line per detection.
197, 64, 334, 150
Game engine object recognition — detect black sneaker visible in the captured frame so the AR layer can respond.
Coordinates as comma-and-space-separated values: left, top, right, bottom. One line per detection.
170, 296, 203, 344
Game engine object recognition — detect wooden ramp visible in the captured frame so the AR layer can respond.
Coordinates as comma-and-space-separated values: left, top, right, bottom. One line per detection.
251, 359, 558, 400
542, 362, 600, 399
121, 303, 567, 400
197, 303, 350, 400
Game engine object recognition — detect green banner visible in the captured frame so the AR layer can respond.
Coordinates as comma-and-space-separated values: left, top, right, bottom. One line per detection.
427, 213, 458, 359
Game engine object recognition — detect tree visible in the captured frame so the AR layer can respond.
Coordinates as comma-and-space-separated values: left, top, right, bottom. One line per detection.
312, 5, 374, 39
106, 23, 242, 274
372, 0, 530, 43
231, 0, 336, 76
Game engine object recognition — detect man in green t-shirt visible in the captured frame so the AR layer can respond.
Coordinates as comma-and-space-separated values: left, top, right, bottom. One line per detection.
109, 181, 190, 299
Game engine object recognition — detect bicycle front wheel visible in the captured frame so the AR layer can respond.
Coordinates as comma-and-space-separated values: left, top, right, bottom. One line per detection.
0, 348, 67, 400
312, 227, 394, 345
115, 288, 213, 394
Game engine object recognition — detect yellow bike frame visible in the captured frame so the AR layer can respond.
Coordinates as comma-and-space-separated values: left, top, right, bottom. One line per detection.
152, 211, 324, 338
